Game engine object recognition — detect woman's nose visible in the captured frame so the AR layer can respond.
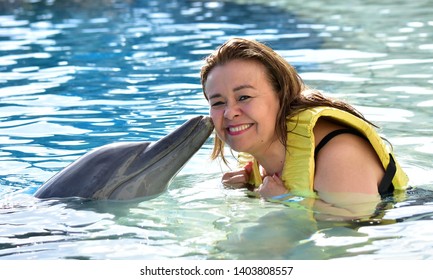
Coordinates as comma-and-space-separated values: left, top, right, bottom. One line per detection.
224, 102, 241, 120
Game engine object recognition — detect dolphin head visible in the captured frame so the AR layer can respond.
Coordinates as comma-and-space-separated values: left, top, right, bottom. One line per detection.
34, 116, 214, 200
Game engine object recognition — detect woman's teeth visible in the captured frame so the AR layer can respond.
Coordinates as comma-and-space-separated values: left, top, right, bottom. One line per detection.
228, 124, 252, 133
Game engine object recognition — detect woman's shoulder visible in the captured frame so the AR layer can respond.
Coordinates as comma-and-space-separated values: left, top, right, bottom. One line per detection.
313, 118, 347, 147
313, 118, 384, 194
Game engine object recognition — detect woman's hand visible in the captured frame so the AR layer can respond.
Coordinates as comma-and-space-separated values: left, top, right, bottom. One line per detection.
257, 174, 287, 198
221, 161, 253, 189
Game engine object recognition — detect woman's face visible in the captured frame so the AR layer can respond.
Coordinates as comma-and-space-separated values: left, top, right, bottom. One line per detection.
204, 59, 280, 156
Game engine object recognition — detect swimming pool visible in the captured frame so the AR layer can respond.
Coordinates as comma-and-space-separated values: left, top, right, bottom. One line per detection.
0, 0, 432, 260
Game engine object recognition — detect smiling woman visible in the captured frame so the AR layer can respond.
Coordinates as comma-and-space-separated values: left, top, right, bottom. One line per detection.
205, 59, 280, 157
201, 38, 409, 204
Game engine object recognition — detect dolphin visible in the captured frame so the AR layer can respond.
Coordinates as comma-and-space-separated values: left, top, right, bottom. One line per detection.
34, 116, 214, 200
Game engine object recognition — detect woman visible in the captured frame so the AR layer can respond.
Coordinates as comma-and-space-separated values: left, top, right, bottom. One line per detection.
200, 38, 408, 204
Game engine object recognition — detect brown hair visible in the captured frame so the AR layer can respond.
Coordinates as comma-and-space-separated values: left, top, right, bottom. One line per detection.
201, 38, 372, 164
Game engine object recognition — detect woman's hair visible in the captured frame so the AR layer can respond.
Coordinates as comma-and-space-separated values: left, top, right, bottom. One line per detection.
200, 38, 372, 164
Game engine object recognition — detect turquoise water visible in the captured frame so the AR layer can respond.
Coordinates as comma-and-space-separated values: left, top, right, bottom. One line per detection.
0, 0, 432, 259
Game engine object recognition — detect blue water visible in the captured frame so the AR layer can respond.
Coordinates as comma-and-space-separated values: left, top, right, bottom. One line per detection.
1, 0, 433, 260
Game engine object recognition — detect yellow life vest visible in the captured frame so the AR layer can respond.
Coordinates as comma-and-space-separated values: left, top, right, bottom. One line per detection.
238, 106, 409, 198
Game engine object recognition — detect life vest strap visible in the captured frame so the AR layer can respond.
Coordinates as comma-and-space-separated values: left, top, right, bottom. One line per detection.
378, 154, 396, 196
314, 128, 367, 160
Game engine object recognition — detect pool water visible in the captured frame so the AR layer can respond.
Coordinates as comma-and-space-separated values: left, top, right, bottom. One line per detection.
0, 0, 432, 259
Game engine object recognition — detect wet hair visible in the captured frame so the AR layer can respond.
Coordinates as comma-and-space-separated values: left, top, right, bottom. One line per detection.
200, 38, 373, 164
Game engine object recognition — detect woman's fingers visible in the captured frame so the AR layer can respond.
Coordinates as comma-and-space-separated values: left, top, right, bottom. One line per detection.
244, 161, 253, 174
221, 169, 249, 188
258, 174, 287, 197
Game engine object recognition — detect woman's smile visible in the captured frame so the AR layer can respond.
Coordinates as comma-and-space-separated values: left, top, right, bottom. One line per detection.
226, 123, 253, 135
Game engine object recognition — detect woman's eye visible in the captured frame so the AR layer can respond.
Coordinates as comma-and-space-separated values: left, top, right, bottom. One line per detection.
211, 101, 224, 107
239, 95, 251, 101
